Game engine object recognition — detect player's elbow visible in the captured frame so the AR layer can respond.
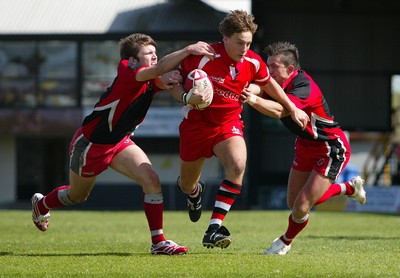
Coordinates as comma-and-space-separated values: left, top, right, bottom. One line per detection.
270, 110, 284, 119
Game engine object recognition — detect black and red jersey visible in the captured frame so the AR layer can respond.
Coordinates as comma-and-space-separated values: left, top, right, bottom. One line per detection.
279, 70, 343, 141
81, 60, 158, 144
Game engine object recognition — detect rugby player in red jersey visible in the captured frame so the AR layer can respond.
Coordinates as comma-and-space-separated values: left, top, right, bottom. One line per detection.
165, 10, 309, 249
241, 41, 367, 255
31, 33, 215, 255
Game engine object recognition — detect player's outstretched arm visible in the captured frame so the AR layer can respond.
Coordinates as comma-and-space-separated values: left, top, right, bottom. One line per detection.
137, 42, 215, 82
261, 78, 309, 129
156, 41, 215, 75
240, 86, 288, 119
158, 70, 182, 90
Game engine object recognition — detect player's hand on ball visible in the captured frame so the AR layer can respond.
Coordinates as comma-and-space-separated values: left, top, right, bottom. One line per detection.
161, 70, 182, 89
186, 86, 212, 105
184, 69, 213, 109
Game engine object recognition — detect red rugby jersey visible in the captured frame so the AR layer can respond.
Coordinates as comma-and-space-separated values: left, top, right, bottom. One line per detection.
180, 42, 270, 125
81, 60, 158, 144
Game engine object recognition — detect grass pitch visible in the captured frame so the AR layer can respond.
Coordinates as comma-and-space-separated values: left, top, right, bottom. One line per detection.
0, 209, 399, 277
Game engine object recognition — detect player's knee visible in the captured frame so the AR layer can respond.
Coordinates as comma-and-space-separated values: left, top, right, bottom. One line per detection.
227, 163, 245, 179
61, 187, 89, 205
292, 205, 310, 218
68, 194, 89, 204
140, 170, 161, 193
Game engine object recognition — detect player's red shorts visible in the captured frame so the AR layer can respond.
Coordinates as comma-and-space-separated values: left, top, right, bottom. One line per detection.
179, 118, 244, 162
69, 128, 135, 177
292, 132, 351, 180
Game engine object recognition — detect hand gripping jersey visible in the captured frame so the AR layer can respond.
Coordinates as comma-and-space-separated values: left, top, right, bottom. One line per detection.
179, 42, 271, 125
81, 60, 158, 144
279, 70, 344, 142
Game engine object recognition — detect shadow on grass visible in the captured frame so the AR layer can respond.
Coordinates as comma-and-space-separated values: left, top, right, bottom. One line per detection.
1, 252, 142, 257
305, 235, 399, 240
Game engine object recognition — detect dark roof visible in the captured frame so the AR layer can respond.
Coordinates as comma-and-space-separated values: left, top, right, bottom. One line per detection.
110, 0, 228, 33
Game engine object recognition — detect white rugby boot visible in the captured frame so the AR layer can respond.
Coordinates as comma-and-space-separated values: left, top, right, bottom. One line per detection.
31, 193, 51, 232
349, 176, 367, 205
264, 238, 291, 255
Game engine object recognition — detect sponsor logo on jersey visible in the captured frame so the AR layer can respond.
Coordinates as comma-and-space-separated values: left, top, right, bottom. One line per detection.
214, 87, 239, 101
231, 126, 241, 135
82, 171, 95, 176
210, 76, 225, 84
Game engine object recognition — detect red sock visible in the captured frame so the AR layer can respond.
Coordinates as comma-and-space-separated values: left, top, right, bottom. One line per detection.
281, 213, 309, 245
38, 185, 70, 214
344, 181, 355, 195
314, 181, 354, 206
144, 193, 166, 245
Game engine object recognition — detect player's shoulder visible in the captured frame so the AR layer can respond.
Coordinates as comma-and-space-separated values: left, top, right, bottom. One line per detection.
243, 49, 266, 74
246, 49, 263, 60
181, 55, 203, 73
210, 41, 223, 52
182, 47, 216, 72
118, 59, 142, 74
293, 70, 313, 87
288, 70, 314, 98
244, 49, 265, 69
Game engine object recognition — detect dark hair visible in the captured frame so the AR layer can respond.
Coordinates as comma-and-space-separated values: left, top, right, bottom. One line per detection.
218, 10, 258, 37
265, 41, 301, 69
119, 33, 157, 60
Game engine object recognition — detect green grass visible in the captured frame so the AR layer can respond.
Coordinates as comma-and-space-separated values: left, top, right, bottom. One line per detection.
0, 210, 399, 277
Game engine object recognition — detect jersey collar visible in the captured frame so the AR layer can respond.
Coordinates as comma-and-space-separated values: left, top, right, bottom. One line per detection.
282, 69, 299, 90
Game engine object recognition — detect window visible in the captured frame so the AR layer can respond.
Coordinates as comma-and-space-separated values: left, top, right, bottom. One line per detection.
38, 42, 77, 107
0, 42, 36, 107
0, 41, 78, 108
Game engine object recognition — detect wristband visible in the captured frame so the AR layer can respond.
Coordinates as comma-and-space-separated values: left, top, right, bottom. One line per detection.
247, 94, 257, 106
181, 92, 188, 104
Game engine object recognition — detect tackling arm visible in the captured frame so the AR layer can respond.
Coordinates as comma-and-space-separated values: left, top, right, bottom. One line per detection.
136, 42, 215, 82
261, 78, 309, 129
241, 85, 289, 119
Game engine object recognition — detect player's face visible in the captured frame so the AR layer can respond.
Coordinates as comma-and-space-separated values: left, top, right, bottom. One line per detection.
137, 45, 157, 67
223, 31, 253, 62
267, 55, 291, 86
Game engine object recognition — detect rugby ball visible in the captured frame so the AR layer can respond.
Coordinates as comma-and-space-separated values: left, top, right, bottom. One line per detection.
184, 69, 213, 109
